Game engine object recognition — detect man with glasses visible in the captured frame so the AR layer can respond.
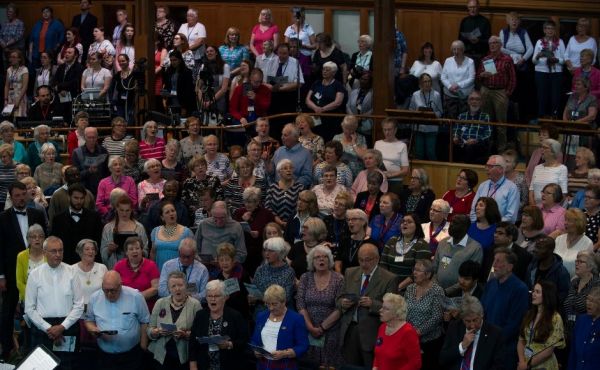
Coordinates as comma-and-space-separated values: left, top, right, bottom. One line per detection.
470, 155, 519, 223
157, 238, 208, 301
196, 201, 246, 266
453, 90, 491, 164
337, 243, 397, 368
24, 236, 84, 369
477, 35, 516, 152
86, 270, 149, 370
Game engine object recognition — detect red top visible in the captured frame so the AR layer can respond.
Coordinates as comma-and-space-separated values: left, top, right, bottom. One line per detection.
477, 52, 517, 96
251, 24, 279, 55
114, 258, 160, 311
229, 83, 272, 121
139, 137, 166, 161
66, 130, 81, 163
442, 189, 476, 222
373, 322, 421, 370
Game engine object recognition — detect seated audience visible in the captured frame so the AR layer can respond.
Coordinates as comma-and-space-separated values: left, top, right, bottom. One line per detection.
400, 168, 435, 222
442, 169, 478, 221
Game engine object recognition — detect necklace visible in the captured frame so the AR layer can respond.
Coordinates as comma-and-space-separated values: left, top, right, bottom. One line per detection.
164, 224, 177, 237
270, 309, 286, 322
171, 296, 187, 309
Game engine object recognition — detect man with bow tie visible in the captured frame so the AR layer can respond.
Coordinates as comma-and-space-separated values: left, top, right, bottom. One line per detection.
50, 182, 102, 264
0, 181, 46, 360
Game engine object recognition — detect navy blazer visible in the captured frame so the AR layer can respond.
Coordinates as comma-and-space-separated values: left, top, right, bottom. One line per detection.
251, 309, 309, 360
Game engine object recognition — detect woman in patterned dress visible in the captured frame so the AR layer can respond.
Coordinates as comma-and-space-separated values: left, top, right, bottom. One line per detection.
4, 49, 28, 117
296, 245, 344, 368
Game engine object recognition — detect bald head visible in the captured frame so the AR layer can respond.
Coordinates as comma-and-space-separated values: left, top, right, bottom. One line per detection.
358, 243, 380, 273
102, 271, 122, 302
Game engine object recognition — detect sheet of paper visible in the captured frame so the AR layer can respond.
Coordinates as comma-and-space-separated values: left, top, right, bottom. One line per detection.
249, 344, 275, 360
309, 335, 325, 348
16, 346, 59, 370
483, 59, 497, 74
244, 283, 263, 300
160, 323, 177, 333
197, 335, 230, 345
223, 278, 240, 296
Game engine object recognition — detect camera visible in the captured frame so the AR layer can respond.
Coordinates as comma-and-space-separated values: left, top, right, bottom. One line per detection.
291, 7, 303, 20
132, 57, 148, 94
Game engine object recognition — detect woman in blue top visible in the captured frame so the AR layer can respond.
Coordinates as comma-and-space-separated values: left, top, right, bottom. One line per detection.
218, 27, 249, 76
568, 286, 600, 370
468, 197, 501, 272
151, 200, 193, 271
251, 284, 309, 370
369, 192, 403, 251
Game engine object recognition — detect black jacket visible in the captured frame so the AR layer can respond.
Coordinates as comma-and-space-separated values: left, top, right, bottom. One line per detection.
71, 12, 97, 60
52, 61, 84, 97
163, 65, 195, 114
50, 208, 102, 265
481, 243, 532, 283
354, 190, 382, 221
399, 188, 436, 223
188, 306, 249, 370
440, 320, 506, 370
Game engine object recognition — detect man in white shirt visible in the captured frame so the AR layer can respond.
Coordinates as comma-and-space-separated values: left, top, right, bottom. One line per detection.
264, 43, 304, 118
25, 236, 84, 370
178, 8, 206, 61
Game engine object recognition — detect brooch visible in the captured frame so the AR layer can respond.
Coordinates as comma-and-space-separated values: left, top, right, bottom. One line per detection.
376, 337, 383, 346
223, 321, 228, 328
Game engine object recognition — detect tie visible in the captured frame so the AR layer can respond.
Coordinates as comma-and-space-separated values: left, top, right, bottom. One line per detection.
360, 274, 370, 296
276, 62, 284, 77
181, 265, 188, 275
14, 210, 26, 216
461, 343, 474, 370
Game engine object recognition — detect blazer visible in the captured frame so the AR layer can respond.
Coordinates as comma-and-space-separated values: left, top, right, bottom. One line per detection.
354, 190, 382, 221
71, 12, 98, 50
189, 306, 249, 370
163, 65, 196, 114
147, 296, 201, 365
337, 266, 398, 352
251, 308, 309, 359
52, 62, 84, 97
0, 208, 47, 287
50, 208, 103, 265
439, 320, 506, 370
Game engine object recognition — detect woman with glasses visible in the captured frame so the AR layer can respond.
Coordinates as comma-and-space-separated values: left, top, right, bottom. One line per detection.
149, 271, 201, 370
405, 259, 445, 370
252, 238, 296, 307
529, 139, 568, 206
400, 168, 435, 223
421, 200, 451, 255
554, 209, 593, 278
539, 183, 566, 238
334, 208, 376, 273
296, 245, 344, 368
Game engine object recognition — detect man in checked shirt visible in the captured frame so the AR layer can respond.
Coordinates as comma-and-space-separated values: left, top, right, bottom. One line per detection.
477, 35, 516, 152
453, 90, 491, 164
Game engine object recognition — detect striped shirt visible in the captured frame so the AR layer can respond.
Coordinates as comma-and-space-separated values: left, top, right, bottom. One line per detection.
102, 135, 132, 158
313, 161, 353, 188
264, 181, 304, 223
0, 164, 17, 203
223, 176, 266, 215
380, 237, 431, 281
206, 153, 233, 183
139, 138, 166, 161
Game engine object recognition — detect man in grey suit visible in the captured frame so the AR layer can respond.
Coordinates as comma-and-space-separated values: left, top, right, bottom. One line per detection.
337, 243, 397, 368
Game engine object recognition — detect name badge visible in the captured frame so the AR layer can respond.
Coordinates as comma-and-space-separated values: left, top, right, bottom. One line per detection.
247, 105, 255, 112
524, 347, 534, 358
171, 90, 177, 96
120, 93, 127, 100
394, 256, 404, 263
441, 256, 452, 268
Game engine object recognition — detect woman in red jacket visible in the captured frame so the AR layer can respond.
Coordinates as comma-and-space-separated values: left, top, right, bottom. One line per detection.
67, 111, 89, 162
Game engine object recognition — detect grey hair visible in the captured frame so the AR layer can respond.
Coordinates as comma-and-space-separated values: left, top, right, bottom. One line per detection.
577, 250, 598, 275
358, 34, 373, 47
206, 279, 225, 295
203, 134, 218, 146
341, 115, 359, 130
243, 186, 262, 201
33, 124, 50, 141
283, 123, 300, 139
0, 121, 15, 132
415, 258, 435, 279
42, 235, 63, 251
382, 293, 408, 321
167, 270, 187, 284
178, 237, 197, 254
108, 156, 124, 169
346, 208, 369, 229
109, 188, 127, 209
431, 199, 451, 214
306, 244, 334, 271
488, 155, 507, 171
39, 142, 56, 158
488, 35, 501, 44
365, 149, 383, 167
276, 158, 294, 173
460, 295, 484, 318
75, 238, 98, 257
543, 139, 562, 157
412, 168, 431, 191
263, 237, 290, 260
143, 158, 161, 173
27, 223, 45, 239
141, 120, 158, 141
323, 61, 338, 73
165, 139, 180, 155
451, 40, 465, 50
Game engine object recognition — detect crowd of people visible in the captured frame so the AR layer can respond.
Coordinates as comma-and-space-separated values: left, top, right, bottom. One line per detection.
0, 1, 599, 370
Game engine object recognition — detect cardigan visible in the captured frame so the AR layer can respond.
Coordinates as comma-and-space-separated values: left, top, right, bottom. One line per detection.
251, 309, 309, 366
16, 249, 46, 302
147, 296, 201, 365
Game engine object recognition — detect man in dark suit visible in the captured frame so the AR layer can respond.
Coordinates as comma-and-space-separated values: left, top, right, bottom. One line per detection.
440, 295, 505, 370
71, 0, 97, 62
486, 221, 532, 282
0, 182, 47, 359
51, 183, 102, 265
51, 46, 84, 123
337, 243, 397, 368
27, 85, 64, 122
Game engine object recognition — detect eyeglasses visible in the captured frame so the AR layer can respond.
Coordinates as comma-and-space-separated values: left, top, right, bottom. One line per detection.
485, 164, 501, 169
457, 175, 468, 181
206, 294, 223, 299
358, 257, 375, 263
46, 249, 63, 255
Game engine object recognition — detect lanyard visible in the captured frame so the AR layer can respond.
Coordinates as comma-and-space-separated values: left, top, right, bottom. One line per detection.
421, 91, 432, 108
178, 261, 193, 283
379, 213, 400, 242
487, 177, 506, 198
396, 238, 417, 256
91, 69, 101, 87
186, 24, 197, 42
429, 221, 446, 240
40, 104, 50, 120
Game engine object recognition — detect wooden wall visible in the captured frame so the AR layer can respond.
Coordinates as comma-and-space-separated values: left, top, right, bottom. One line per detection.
12, 1, 600, 67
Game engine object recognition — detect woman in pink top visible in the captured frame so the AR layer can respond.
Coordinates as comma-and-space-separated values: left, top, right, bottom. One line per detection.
538, 183, 566, 238
249, 9, 279, 56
